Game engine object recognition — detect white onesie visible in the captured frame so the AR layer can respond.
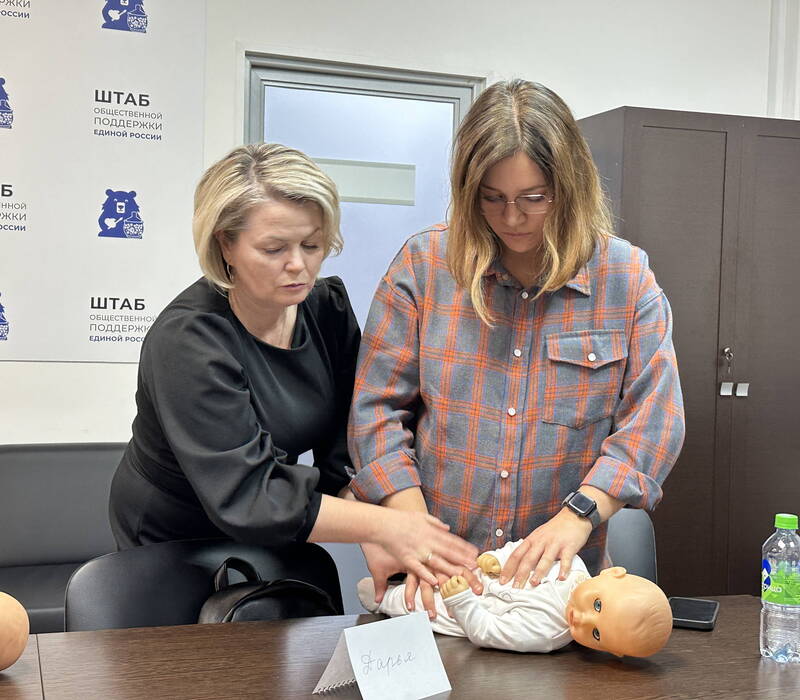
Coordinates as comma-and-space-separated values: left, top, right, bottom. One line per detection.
361, 540, 590, 653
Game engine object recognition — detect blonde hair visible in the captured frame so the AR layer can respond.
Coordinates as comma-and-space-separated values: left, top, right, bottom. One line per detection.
447, 79, 613, 325
193, 143, 342, 291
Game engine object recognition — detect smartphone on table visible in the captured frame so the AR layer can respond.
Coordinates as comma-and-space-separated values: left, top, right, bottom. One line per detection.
668, 596, 720, 630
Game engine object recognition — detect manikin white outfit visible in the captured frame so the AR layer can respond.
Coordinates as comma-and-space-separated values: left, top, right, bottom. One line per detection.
360, 540, 590, 653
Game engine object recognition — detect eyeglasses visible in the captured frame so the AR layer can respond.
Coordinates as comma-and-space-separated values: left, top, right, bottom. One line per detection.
480, 193, 553, 215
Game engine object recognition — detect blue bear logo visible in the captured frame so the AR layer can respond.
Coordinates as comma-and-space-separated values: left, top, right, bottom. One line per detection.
101, 1, 148, 33
0, 293, 9, 341
98, 189, 143, 239
0, 77, 13, 130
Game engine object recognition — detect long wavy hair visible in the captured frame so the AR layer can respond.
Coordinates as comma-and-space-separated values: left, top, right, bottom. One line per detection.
447, 80, 613, 325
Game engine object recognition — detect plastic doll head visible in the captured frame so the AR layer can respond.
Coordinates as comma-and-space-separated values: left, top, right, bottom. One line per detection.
566, 566, 672, 657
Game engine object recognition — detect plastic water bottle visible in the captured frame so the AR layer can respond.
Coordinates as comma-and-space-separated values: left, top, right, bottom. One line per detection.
761, 513, 800, 662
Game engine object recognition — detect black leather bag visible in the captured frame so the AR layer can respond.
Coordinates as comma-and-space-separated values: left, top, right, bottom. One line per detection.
197, 556, 340, 624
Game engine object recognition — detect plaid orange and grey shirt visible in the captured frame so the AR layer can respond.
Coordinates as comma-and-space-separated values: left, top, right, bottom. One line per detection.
348, 226, 684, 573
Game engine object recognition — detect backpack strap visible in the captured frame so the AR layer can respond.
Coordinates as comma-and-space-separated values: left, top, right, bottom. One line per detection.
212, 556, 262, 592
239, 578, 339, 617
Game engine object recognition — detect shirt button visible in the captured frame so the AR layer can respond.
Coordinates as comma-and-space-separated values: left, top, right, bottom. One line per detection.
521, 291, 529, 300
500, 470, 509, 479
507, 407, 516, 416
495, 528, 504, 537
587, 352, 597, 362
513, 348, 522, 357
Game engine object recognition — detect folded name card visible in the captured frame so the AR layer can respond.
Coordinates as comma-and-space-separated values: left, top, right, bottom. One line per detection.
313, 612, 451, 699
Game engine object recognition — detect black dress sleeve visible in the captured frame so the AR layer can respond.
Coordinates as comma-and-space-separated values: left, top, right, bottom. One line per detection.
309, 277, 361, 496
139, 310, 322, 545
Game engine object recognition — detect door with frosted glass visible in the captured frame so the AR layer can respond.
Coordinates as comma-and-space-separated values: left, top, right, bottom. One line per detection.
264, 86, 454, 325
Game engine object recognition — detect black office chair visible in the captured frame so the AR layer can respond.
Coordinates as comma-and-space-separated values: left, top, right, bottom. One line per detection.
65, 538, 344, 631
605, 508, 658, 583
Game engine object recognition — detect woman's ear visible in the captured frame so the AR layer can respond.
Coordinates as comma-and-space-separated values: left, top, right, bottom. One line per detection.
214, 231, 230, 259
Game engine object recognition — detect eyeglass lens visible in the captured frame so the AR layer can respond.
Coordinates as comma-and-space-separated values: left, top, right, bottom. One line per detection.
480, 194, 551, 214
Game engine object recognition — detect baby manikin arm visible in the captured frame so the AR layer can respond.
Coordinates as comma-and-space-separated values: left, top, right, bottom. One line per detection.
486, 542, 584, 574
481, 539, 526, 569
444, 589, 571, 653
375, 581, 465, 638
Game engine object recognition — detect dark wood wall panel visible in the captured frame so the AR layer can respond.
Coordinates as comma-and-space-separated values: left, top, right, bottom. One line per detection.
580, 108, 800, 595
577, 108, 624, 223
626, 123, 728, 596
727, 131, 800, 593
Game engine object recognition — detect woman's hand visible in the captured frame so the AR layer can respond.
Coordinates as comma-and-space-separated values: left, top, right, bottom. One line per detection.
360, 542, 404, 606
402, 563, 483, 620
500, 508, 593, 587
361, 541, 482, 620
373, 509, 478, 587
402, 573, 436, 618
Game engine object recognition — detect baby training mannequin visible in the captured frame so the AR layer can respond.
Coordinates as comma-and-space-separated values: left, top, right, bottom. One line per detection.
0, 592, 29, 671
561, 564, 672, 657
358, 539, 672, 656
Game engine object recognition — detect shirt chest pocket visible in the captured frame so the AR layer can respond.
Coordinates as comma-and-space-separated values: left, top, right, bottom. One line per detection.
542, 329, 628, 429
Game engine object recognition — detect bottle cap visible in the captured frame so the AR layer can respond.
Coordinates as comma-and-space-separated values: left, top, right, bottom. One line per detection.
774, 513, 798, 530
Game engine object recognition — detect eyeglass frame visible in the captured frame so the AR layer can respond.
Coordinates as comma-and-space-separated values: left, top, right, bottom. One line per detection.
479, 191, 554, 216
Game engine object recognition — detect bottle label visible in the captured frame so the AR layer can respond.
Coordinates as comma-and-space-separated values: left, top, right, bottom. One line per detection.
762, 558, 800, 604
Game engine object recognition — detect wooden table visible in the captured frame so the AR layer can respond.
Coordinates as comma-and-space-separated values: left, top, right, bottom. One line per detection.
1, 596, 799, 699
0, 637, 42, 700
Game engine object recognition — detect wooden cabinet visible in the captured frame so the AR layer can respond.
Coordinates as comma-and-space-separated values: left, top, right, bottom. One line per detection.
578, 107, 800, 596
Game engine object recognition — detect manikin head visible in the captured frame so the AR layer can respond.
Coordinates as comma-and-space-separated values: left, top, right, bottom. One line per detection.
566, 566, 672, 658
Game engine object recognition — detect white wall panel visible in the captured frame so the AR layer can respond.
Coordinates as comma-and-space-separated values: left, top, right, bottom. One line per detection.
0, 0, 205, 441
1, 0, 774, 443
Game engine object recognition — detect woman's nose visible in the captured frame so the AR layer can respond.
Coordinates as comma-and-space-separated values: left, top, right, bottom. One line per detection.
502, 201, 525, 226
285, 249, 304, 271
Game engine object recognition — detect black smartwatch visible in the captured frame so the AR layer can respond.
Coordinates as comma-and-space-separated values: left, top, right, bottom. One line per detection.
561, 491, 601, 529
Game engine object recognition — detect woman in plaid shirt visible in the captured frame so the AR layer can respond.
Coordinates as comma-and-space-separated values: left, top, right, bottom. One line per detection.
348, 80, 685, 619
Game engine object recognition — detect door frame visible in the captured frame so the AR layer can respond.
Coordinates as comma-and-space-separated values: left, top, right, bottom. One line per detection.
244, 53, 484, 145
